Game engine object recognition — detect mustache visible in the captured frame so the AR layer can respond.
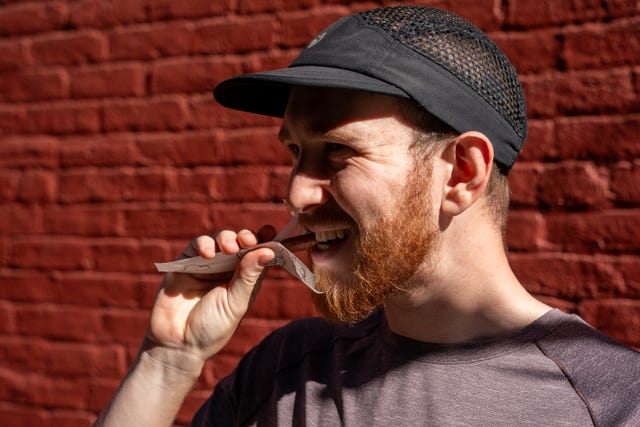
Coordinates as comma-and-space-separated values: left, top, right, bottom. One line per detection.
295, 206, 357, 231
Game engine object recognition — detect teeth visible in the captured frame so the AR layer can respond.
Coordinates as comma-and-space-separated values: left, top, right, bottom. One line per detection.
315, 229, 347, 243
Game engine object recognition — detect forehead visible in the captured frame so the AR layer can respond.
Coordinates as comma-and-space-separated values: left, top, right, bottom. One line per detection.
279, 86, 410, 139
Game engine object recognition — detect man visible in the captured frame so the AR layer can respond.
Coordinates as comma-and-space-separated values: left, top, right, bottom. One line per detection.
96, 6, 640, 426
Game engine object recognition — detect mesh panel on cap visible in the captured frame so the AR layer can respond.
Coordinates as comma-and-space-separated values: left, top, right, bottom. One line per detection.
359, 6, 526, 140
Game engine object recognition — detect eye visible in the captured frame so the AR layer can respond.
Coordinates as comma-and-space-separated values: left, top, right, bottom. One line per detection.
286, 143, 300, 159
325, 143, 354, 157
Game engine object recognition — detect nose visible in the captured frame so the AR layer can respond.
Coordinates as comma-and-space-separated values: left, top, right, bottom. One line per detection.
286, 169, 330, 214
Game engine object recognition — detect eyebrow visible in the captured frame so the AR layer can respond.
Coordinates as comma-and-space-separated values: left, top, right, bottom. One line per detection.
277, 125, 354, 146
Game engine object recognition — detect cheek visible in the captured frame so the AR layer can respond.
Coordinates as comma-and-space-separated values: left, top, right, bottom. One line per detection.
330, 174, 405, 226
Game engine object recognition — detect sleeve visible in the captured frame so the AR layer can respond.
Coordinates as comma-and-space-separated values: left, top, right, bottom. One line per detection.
189, 377, 237, 427
537, 316, 640, 427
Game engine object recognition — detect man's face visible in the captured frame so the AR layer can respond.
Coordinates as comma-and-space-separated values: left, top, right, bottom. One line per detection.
280, 87, 441, 323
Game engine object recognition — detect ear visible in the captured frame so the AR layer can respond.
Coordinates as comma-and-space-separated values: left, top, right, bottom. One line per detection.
441, 131, 494, 217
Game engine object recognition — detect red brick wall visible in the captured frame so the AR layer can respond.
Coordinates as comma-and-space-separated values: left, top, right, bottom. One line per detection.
0, 0, 638, 425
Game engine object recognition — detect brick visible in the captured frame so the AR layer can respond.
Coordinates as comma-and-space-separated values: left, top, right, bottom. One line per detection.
602, 0, 640, 19
506, 0, 608, 28
555, 68, 637, 115
534, 296, 577, 313
578, 299, 640, 346
137, 274, 161, 309
17, 170, 57, 203
0, 1, 67, 36
545, 210, 640, 253
0, 39, 31, 69
429, 0, 503, 31
176, 389, 210, 425
47, 342, 127, 377
102, 96, 189, 132
135, 131, 220, 167
10, 237, 93, 270
509, 253, 626, 299
492, 29, 559, 74
0, 105, 28, 134
56, 167, 97, 203
123, 203, 210, 238
93, 238, 171, 274
0, 301, 16, 334
50, 270, 145, 308
59, 133, 138, 167
209, 353, 241, 383
148, 0, 232, 20
0, 68, 68, 102
15, 304, 103, 342
563, 18, 640, 69
520, 74, 557, 118
216, 128, 290, 165
610, 160, 640, 205
166, 168, 214, 203
209, 203, 291, 233
555, 114, 640, 162
537, 162, 610, 209
0, 169, 20, 202
45, 204, 124, 237
49, 410, 96, 427
58, 167, 170, 203
69, 0, 146, 29
101, 308, 149, 344
613, 255, 640, 296
268, 166, 291, 202
517, 120, 554, 162
223, 317, 284, 355
32, 30, 108, 65
239, 0, 319, 13
0, 402, 50, 427
279, 10, 349, 47
0, 135, 60, 168
522, 68, 638, 118
190, 95, 280, 129
247, 277, 317, 319
192, 16, 277, 54
508, 163, 542, 207
88, 378, 120, 412
0, 270, 53, 303
151, 57, 241, 95
0, 203, 44, 236
506, 210, 548, 251
172, 166, 272, 203
70, 63, 146, 98
0, 369, 89, 409
242, 49, 298, 74
109, 22, 191, 60
27, 101, 101, 134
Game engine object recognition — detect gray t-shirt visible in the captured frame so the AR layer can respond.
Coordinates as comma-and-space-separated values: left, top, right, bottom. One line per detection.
191, 309, 640, 426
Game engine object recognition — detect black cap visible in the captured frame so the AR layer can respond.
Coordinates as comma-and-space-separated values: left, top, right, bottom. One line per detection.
214, 6, 527, 173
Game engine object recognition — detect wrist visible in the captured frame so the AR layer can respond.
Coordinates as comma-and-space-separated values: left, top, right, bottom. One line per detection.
138, 340, 207, 384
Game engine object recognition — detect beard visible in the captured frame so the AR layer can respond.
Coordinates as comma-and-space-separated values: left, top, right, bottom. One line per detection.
306, 162, 440, 324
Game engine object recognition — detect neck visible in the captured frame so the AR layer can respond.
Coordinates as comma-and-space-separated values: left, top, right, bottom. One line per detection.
383, 220, 551, 344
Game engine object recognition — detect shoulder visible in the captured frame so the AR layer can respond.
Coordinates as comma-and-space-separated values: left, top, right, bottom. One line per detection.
536, 311, 640, 426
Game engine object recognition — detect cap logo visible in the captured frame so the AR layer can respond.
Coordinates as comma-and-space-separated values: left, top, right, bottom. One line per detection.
307, 32, 327, 48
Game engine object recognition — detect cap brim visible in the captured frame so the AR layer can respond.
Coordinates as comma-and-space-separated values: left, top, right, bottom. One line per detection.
213, 65, 409, 118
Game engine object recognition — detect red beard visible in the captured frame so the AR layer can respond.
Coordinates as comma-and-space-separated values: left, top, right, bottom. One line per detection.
302, 164, 439, 323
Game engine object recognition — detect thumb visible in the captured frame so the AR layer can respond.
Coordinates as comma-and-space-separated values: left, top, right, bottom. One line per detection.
226, 247, 275, 317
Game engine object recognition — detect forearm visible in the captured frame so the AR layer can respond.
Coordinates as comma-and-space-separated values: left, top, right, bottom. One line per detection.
95, 345, 205, 427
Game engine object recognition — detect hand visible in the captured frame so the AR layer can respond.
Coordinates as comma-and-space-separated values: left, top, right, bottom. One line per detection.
144, 226, 277, 366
